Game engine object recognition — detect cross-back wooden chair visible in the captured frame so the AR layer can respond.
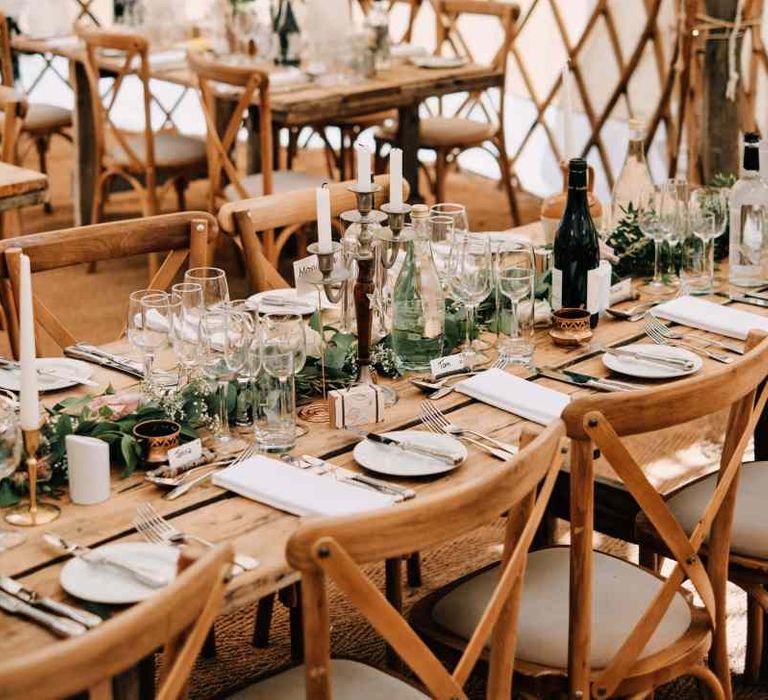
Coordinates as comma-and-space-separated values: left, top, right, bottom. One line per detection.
229, 420, 564, 699
218, 174, 403, 294
0, 10, 71, 214
75, 26, 207, 226
0, 543, 232, 700
0, 211, 216, 359
412, 331, 768, 699
374, 0, 519, 222
188, 50, 325, 266
0, 83, 30, 238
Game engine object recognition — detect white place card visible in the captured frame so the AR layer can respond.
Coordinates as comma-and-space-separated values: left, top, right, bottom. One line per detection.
293, 255, 319, 295
167, 438, 202, 471
430, 353, 467, 379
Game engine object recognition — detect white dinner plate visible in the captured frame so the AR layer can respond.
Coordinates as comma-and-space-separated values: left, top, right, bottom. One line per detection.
353, 430, 466, 477
602, 343, 702, 379
0, 358, 94, 392
410, 55, 468, 70
248, 288, 324, 316
60, 542, 178, 605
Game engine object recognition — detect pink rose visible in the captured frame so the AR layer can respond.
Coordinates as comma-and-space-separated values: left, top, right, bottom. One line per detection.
87, 392, 143, 419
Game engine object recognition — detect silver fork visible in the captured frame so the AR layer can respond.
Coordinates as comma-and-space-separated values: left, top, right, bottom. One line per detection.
644, 315, 744, 355
419, 404, 511, 461
420, 401, 518, 457
133, 503, 259, 572
644, 322, 733, 364
164, 444, 256, 500
428, 354, 510, 401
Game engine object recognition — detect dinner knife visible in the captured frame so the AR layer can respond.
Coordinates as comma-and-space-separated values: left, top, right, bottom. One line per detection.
63, 344, 144, 379
603, 346, 695, 370
562, 369, 641, 392
536, 367, 635, 393
728, 293, 768, 309
300, 455, 417, 501
43, 533, 169, 589
0, 590, 87, 638
346, 429, 463, 465
0, 576, 102, 629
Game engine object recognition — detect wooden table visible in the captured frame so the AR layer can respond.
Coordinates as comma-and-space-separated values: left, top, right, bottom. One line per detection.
11, 35, 504, 221
0, 223, 765, 680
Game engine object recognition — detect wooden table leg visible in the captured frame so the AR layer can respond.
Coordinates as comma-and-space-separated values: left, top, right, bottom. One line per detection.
385, 557, 404, 668
246, 105, 262, 175
396, 103, 422, 203
71, 59, 97, 228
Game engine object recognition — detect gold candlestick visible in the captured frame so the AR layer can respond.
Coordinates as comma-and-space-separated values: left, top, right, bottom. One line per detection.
5, 425, 60, 526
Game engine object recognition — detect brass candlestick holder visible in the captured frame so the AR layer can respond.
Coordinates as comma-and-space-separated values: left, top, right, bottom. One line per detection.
299, 241, 349, 423
6, 425, 61, 526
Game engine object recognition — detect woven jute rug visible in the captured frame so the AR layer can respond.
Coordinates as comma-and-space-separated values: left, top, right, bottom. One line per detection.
186, 520, 768, 699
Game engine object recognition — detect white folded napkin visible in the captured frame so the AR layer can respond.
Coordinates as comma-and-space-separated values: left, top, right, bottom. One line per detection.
270, 67, 309, 89
454, 368, 570, 426
652, 295, 768, 340
212, 455, 394, 517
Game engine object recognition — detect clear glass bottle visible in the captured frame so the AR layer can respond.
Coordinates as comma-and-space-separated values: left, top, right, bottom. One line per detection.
729, 132, 768, 287
391, 205, 445, 372
612, 118, 653, 216
365, 0, 391, 70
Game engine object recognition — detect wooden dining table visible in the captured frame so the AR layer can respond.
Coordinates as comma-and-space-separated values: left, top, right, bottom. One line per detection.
0, 222, 766, 690
11, 34, 504, 223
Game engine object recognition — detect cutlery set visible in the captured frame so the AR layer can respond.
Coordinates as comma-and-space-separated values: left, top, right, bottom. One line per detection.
63, 342, 144, 379
409, 354, 509, 400
347, 427, 463, 465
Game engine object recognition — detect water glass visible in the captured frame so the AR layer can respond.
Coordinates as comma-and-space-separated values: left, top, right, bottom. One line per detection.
127, 290, 171, 387
0, 397, 23, 550
680, 235, 710, 295
170, 283, 203, 385
184, 267, 229, 310
254, 352, 296, 453
689, 187, 728, 293
495, 242, 535, 363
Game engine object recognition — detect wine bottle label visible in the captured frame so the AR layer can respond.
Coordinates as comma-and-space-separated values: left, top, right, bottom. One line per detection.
551, 268, 563, 311
587, 267, 601, 314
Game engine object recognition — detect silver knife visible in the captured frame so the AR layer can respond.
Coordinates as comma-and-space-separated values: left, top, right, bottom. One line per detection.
603, 346, 695, 370
300, 455, 416, 501
729, 293, 768, 309
346, 428, 463, 465
536, 367, 631, 393
44, 533, 169, 589
0, 590, 87, 638
0, 576, 102, 628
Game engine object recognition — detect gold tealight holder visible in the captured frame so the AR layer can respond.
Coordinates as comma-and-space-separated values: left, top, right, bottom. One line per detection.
5, 425, 60, 526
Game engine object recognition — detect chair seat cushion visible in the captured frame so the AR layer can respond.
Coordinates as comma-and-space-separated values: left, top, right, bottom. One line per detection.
111, 131, 207, 169
431, 547, 692, 669
0, 102, 72, 132
379, 116, 495, 148
227, 659, 428, 699
667, 461, 768, 559
224, 170, 327, 201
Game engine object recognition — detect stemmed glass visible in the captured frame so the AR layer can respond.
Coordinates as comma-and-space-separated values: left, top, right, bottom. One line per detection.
169, 282, 203, 386
637, 184, 674, 295
663, 177, 688, 284
495, 241, 535, 363
127, 290, 171, 389
448, 234, 492, 368
689, 187, 728, 293
0, 396, 24, 550
184, 267, 229, 310
225, 299, 262, 428
199, 309, 253, 450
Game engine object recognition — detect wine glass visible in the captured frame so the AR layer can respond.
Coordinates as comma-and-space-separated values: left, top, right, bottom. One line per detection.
495, 241, 535, 363
0, 396, 24, 550
663, 177, 687, 284
448, 234, 492, 368
127, 289, 171, 389
169, 283, 203, 386
636, 184, 673, 295
199, 309, 253, 450
184, 267, 229, 310
225, 300, 262, 428
689, 187, 728, 293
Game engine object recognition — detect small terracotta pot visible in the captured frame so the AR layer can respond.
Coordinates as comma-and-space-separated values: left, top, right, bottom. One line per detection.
549, 308, 593, 347
133, 419, 181, 465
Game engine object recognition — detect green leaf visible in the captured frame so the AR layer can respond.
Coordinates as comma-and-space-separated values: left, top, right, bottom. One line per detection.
120, 434, 138, 478
0, 478, 19, 507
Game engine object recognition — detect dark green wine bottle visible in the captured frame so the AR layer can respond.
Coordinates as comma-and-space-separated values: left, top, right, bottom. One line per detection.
552, 158, 601, 328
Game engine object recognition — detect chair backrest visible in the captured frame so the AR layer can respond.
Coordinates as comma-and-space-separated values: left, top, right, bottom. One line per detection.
75, 0, 101, 25
217, 174, 405, 294
0, 211, 216, 358
187, 50, 272, 213
0, 11, 13, 88
561, 330, 768, 698
287, 420, 565, 699
432, 0, 518, 126
0, 544, 232, 700
75, 26, 156, 190
0, 85, 25, 164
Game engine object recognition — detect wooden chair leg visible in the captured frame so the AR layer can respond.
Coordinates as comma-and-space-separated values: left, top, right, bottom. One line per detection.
746, 589, 765, 682
434, 149, 447, 203
252, 593, 276, 648
174, 178, 187, 211
688, 665, 726, 700
406, 552, 422, 587
288, 583, 303, 662
496, 141, 520, 226
638, 545, 660, 573
385, 557, 403, 669
34, 136, 53, 214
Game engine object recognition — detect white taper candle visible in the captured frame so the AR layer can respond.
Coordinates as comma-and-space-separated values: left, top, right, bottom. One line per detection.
18, 254, 39, 431
316, 185, 332, 254
356, 142, 371, 188
389, 148, 403, 207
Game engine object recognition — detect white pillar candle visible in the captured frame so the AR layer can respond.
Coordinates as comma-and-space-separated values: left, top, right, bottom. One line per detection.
66, 434, 111, 505
356, 142, 371, 189
561, 63, 575, 161
18, 254, 39, 431
389, 148, 403, 207
316, 185, 332, 253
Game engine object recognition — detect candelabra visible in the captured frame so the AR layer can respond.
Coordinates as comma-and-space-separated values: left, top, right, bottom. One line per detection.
6, 425, 60, 526
339, 184, 411, 406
